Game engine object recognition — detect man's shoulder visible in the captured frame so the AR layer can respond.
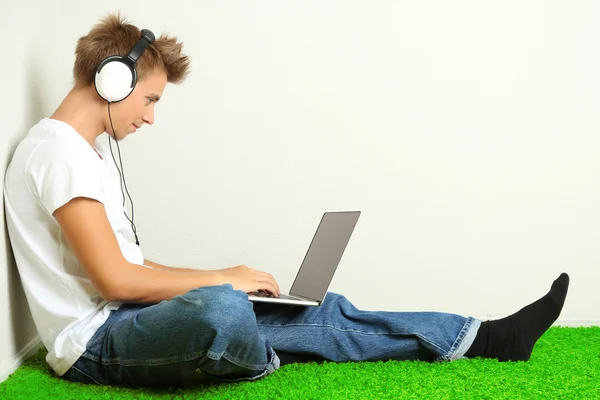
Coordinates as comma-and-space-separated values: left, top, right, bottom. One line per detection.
13, 118, 82, 155
21, 120, 95, 168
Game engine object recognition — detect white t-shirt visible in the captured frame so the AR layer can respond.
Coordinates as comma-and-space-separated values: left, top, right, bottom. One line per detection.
4, 118, 145, 376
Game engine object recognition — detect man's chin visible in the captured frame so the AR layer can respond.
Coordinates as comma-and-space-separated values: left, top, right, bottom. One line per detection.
107, 132, 126, 142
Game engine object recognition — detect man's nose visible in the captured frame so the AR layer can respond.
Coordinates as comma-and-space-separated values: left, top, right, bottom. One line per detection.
142, 108, 155, 125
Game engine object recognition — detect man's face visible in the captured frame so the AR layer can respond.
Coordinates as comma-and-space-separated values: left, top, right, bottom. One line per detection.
106, 68, 168, 140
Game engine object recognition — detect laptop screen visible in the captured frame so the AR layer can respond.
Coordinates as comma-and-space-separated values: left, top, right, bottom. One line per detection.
289, 211, 360, 301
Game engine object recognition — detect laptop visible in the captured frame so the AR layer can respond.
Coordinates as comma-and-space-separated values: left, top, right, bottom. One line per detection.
248, 211, 361, 306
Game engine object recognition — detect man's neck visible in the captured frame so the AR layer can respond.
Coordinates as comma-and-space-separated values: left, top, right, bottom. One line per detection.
50, 85, 107, 147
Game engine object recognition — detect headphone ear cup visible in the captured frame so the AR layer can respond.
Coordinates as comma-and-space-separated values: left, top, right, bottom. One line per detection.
94, 57, 137, 102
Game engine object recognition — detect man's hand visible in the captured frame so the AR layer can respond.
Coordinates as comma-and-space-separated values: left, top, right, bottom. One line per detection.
216, 265, 280, 297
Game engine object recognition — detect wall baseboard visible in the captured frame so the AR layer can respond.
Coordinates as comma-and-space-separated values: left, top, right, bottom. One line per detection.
0, 336, 43, 383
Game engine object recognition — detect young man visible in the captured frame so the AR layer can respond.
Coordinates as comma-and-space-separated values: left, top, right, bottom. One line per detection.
4, 13, 570, 387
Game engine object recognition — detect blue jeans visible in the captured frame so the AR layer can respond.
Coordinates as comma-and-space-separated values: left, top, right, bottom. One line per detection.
62, 284, 481, 387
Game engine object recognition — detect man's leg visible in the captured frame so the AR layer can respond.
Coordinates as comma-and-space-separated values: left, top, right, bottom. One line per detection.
254, 293, 481, 363
63, 284, 280, 387
255, 273, 569, 363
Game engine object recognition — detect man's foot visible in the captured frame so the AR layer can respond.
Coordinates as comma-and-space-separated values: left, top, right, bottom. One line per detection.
465, 272, 570, 361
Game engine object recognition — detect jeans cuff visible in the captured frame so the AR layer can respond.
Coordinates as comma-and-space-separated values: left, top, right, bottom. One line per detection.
211, 345, 280, 383
436, 317, 482, 362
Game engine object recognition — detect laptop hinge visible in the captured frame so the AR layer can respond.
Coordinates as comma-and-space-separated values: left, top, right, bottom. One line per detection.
288, 293, 320, 303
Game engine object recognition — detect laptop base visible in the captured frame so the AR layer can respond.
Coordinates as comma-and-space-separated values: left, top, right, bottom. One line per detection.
247, 292, 320, 306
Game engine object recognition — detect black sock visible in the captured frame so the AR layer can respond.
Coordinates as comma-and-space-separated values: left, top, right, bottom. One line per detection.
465, 272, 570, 361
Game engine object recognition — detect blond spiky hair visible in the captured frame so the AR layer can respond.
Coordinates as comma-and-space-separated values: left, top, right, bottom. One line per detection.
73, 12, 190, 86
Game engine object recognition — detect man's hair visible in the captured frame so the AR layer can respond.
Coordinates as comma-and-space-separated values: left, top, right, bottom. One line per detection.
73, 12, 190, 87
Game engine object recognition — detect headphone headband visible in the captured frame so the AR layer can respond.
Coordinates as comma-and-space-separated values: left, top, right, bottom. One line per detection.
128, 29, 155, 63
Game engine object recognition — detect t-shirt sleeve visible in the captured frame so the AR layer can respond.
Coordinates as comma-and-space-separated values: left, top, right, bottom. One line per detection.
27, 140, 106, 215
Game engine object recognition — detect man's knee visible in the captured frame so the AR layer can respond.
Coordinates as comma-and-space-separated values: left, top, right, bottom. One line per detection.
322, 292, 358, 315
177, 284, 272, 372
324, 292, 350, 307
178, 284, 258, 344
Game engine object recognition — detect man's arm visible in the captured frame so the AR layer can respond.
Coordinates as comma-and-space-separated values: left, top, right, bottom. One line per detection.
54, 197, 281, 303
143, 259, 203, 274
54, 198, 224, 304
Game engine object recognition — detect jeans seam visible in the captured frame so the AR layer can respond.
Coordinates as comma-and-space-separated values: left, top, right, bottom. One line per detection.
71, 366, 102, 385
414, 333, 446, 354
93, 348, 274, 373
257, 322, 405, 336
81, 351, 100, 363
97, 350, 209, 366
259, 323, 448, 354
218, 348, 276, 371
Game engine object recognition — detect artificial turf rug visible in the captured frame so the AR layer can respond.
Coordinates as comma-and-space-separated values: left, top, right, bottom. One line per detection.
1, 327, 599, 399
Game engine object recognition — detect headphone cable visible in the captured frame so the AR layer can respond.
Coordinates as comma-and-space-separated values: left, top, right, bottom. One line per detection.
107, 102, 140, 246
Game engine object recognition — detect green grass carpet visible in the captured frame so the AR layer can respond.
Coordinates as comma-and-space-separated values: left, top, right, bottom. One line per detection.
1, 327, 599, 399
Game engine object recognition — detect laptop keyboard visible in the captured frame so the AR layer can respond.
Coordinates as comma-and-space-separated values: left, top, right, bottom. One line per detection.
249, 291, 279, 298
249, 291, 304, 301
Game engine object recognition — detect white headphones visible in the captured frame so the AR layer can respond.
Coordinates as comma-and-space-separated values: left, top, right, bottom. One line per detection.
94, 28, 156, 103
